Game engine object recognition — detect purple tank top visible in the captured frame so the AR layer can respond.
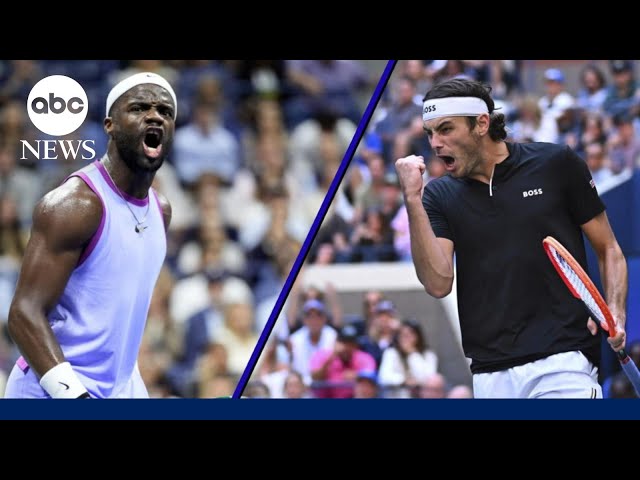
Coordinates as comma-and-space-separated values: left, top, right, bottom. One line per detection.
41, 161, 166, 397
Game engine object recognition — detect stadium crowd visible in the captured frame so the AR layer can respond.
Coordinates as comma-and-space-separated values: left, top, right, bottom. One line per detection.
0, 59, 377, 397
246, 60, 640, 398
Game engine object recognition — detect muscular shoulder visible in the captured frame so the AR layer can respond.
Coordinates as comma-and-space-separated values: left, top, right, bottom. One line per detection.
152, 188, 172, 231
33, 177, 103, 250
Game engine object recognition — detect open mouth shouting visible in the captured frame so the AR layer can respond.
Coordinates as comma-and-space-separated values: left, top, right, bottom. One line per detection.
143, 127, 163, 159
438, 155, 456, 172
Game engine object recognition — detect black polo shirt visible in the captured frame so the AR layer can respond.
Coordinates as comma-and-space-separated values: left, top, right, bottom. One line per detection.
423, 142, 605, 374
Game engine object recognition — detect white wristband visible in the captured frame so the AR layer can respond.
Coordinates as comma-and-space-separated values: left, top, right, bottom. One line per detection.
39, 362, 88, 399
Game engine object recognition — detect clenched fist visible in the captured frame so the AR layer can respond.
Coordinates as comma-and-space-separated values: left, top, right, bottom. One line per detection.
395, 155, 426, 200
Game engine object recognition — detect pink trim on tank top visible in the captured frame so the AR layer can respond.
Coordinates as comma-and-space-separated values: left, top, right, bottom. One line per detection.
73, 172, 107, 267
16, 356, 29, 373
151, 188, 166, 232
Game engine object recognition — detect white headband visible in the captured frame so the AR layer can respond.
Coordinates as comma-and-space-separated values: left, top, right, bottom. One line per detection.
106, 71, 177, 118
422, 96, 488, 122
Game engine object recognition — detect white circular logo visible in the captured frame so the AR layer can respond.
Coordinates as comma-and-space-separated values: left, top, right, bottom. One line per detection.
27, 75, 88, 136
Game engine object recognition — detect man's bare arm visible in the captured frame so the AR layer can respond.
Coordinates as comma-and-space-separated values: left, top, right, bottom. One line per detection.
8, 178, 102, 377
396, 155, 455, 298
581, 211, 628, 351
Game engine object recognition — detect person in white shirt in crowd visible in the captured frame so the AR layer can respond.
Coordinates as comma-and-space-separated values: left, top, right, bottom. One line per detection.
288, 299, 337, 385
537, 68, 575, 143
378, 319, 438, 397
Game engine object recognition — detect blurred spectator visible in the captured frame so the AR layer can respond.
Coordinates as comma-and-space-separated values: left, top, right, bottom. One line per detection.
310, 324, 376, 398
489, 60, 522, 98
109, 60, 179, 90
537, 68, 575, 143
509, 95, 557, 143
198, 373, 237, 398
214, 276, 259, 377
172, 97, 240, 188
603, 60, 640, 118
346, 290, 384, 338
584, 142, 615, 190
233, 60, 288, 105
375, 76, 423, 164
607, 112, 640, 173
402, 60, 432, 103
578, 113, 608, 156
348, 206, 397, 263
165, 267, 226, 396
285, 281, 343, 333
353, 153, 390, 222
355, 299, 400, 368
243, 380, 271, 398
289, 299, 337, 385
447, 384, 473, 398
419, 373, 448, 399
1, 100, 40, 168
576, 64, 608, 113
283, 370, 309, 399
195, 342, 230, 396
433, 60, 474, 84
392, 115, 431, 162
391, 204, 411, 261
284, 60, 371, 127
608, 371, 637, 398
378, 319, 438, 398
353, 370, 380, 398
174, 61, 226, 126
0, 60, 42, 107
255, 337, 291, 398
0, 59, 379, 398
288, 106, 356, 194
254, 248, 295, 337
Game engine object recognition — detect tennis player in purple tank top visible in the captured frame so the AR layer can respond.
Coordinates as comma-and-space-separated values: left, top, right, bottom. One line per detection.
4, 72, 176, 398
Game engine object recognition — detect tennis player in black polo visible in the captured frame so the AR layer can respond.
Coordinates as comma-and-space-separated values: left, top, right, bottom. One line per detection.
395, 78, 628, 398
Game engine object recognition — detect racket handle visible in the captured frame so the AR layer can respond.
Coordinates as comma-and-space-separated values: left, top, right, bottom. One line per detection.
617, 349, 640, 397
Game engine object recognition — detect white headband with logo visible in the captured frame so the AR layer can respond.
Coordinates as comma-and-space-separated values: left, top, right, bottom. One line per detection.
106, 71, 177, 118
422, 96, 488, 122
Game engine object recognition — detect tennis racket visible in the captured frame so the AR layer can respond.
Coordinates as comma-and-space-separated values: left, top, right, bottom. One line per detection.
543, 236, 640, 397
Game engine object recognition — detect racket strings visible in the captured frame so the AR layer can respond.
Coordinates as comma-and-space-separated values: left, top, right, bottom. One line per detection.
549, 246, 606, 325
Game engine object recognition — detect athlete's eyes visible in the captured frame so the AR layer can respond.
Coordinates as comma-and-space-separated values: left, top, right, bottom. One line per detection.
158, 107, 174, 118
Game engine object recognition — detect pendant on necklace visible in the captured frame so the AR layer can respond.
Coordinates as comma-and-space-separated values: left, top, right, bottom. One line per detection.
135, 223, 148, 234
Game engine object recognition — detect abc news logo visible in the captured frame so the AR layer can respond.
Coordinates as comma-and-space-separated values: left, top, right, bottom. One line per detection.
31, 93, 84, 114
21, 75, 95, 161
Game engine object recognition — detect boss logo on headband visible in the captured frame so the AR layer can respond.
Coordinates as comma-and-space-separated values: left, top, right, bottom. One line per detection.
22, 75, 95, 161
424, 104, 437, 114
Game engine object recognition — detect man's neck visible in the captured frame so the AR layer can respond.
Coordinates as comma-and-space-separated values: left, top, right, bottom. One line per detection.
469, 140, 510, 184
103, 151, 154, 199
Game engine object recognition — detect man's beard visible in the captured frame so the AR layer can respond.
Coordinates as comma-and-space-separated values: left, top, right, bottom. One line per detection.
112, 128, 172, 174
458, 134, 484, 178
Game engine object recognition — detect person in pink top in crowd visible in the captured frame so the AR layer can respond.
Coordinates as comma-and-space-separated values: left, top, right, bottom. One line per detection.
309, 324, 376, 398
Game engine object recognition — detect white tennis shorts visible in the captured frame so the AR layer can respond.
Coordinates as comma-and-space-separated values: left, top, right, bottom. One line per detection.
472, 351, 601, 399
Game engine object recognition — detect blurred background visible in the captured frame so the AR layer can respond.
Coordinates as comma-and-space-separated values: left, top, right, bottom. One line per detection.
247, 60, 640, 399
0, 59, 385, 398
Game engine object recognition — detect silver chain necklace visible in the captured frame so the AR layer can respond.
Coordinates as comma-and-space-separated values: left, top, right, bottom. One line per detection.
102, 161, 150, 234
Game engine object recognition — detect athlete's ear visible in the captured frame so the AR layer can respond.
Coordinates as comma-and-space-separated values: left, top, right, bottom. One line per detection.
104, 117, 113, 136
475, 113, 490, 136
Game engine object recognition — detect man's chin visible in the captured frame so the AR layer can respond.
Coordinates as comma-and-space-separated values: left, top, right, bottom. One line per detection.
138, 155, 165, 172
